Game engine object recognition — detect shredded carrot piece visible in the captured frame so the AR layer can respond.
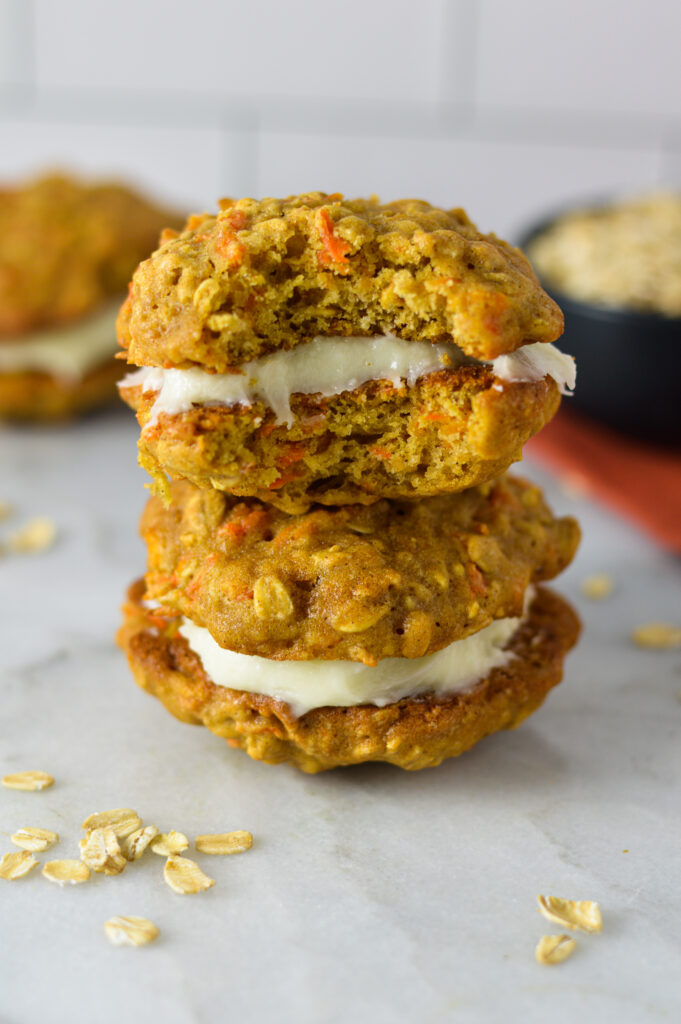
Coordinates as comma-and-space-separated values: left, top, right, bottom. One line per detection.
422, 412, 450, 423
187, 213, 209, 231
214, 224, 246, 266
147, 612, 171, 631
277, 445, 305, 468
185, 576, 203, 598
490, 484, 522, 510
222, 507, 269, 542
317, 208, 351, 269
370, 446, 392, 460
273, 521, 315, 548
467, 562, 487, 597
159, 227, 179, 246
218, 208, 247, 231
479, 291, 510, 336
267, 470, 302, 490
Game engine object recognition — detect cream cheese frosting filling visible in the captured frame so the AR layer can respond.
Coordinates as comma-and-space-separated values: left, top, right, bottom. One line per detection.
177, 588, 534, 718
0, 300, 121, 380
120, 335, 575, 428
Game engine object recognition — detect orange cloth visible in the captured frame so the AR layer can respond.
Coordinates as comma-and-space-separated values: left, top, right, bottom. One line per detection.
526, 409, 681, 553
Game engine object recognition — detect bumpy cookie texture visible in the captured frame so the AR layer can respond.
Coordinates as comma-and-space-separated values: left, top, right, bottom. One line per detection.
0, 360, 123, 419
122, 367, 560, 513
142, 475, 580, 665
118, 193, 564, 371
0, 173, 178, 336
118, 581, 581, 772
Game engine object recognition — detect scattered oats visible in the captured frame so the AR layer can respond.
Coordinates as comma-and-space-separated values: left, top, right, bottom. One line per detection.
163, 855, 215, 895
0, 850, 38, 880
79, 828, 126, 875
42, 859, 90, 885
537, 895, 602, 933
2, 770, 54, 791
104, 916, 160, 947
632, 623, 681, 649
0, 500, 12, 521
581, 574, 614, 600
11, 827, 59, 852
120, 825, 158, 862
151, 831, 189, 856
6, 517, 57, 553
535, 933, 577, 965
81, 808, 142, 838
195, 831, 253, 855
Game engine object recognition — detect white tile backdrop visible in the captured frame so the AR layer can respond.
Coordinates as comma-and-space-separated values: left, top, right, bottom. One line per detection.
0, 0, 678, 235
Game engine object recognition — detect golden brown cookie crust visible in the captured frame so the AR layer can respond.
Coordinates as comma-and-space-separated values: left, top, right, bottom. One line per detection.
0, 173, 179, 336
141, 475, 580, 664
0, 357, 123, 420
121, 367, 561, 513
118, 580, 581, 772
118, 193, 564, 372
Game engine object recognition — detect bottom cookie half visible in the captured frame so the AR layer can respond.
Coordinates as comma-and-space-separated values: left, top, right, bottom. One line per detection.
118, 580, 580, 773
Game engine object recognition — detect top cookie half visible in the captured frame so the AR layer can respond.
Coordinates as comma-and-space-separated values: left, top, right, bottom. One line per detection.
118, 193, 563, 370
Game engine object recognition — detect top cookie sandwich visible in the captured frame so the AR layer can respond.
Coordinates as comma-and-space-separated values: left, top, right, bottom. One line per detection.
0, 173, 178, 419
119, 193, 574, 511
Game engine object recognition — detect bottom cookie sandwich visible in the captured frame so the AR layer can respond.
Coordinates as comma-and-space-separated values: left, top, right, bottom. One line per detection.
119, 580, 579, 772
117, 476, 580, 772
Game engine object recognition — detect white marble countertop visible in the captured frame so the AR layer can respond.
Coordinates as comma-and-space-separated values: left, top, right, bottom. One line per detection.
1, 409, 680, 1024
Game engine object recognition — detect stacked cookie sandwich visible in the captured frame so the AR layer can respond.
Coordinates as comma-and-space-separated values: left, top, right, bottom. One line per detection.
0, 173, 178, 419
117, 193, 580, 772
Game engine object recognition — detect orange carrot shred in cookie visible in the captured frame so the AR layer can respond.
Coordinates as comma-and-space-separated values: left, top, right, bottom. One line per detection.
317, 208, 351, 268
277, 445, 306, 468
222, 507, 269, 542
467, 562, 488, 596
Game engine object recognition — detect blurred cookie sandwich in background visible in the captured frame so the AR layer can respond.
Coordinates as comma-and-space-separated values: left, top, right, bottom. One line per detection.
0, 173, 179, 419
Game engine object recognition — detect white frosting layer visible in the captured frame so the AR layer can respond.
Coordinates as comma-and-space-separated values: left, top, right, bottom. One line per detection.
492, 340, 576, 394
121, 334, 574, 425
178, 590, 533, 719
122, 334, 464, 426
0, 301, 121, 380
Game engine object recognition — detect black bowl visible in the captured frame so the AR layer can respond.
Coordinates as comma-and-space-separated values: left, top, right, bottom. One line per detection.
519, 216, 681, 449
